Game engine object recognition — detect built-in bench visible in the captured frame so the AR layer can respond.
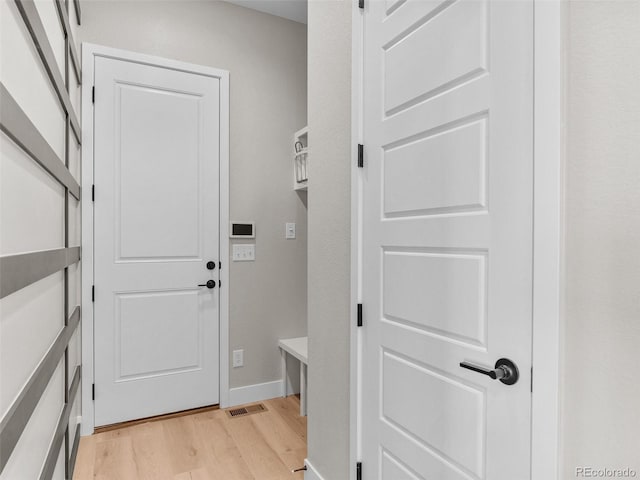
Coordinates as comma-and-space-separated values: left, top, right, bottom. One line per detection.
278, 336, 308, 416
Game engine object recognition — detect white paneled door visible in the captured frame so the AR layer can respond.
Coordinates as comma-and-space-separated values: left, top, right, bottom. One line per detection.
361, 0, 534, 479
93, 56, 220, 426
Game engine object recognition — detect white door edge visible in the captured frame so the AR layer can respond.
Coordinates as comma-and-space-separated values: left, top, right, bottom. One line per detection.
348, 2, 564, 479
80, 43, 230, 435
350, 3, 365, 480
530, 1, 564, 479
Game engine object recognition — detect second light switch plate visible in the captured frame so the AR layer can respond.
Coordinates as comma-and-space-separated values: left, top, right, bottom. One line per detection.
232, 244, 255, 261
285, 222, 296, 239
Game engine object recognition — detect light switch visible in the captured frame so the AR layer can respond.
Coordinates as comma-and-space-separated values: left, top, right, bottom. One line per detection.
232, 349, 244, 368
232, 244, 255, 261
285, 222, 296, 239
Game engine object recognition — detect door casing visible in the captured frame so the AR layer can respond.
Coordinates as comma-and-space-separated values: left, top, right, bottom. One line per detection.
349, 1, 564, 479
80, 43, 230, 435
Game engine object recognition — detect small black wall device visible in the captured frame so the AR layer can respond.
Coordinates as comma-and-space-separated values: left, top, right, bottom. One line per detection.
230, 222, 255, 238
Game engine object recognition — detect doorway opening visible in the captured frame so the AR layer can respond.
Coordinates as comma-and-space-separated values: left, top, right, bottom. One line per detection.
81, 44, 230, 432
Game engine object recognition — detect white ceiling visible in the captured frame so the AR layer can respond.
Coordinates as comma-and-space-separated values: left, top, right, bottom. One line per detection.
222, 0, 307, 24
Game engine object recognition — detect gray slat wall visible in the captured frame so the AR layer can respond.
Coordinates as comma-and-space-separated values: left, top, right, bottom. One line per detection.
0, 0, 83, 478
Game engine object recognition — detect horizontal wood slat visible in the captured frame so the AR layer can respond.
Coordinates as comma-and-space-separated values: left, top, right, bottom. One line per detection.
13, 0, 81, 142
68, 423, 81, 480
53, 0, 81, 84
0, 247, 80, 299
73, 0, 81, 25
39, 366, 81, 480
0, 83, 80, 200
0, 307, 80, 474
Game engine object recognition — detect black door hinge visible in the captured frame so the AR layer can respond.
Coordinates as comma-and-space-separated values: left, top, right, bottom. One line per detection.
357, 303, 363, 327
92, 383, 95, 400
357, 144, 364, 168
531, 367, 533, 392
91, 285, 95, 302
92, 86, 95, 104
91, 184, 95, 202
358, 0, 364, 9
356, 462, 362, 480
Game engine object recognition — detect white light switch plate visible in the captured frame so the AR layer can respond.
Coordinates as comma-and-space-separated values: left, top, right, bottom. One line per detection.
232, 349, 244, 368
232, 244, 255, 261
285, 222, 296, 239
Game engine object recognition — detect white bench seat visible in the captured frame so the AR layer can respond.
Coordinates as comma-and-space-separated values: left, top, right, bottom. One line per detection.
278, 336, 308, 416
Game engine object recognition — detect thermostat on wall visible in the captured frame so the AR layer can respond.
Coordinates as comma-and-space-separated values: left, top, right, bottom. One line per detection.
230, 222, 255, 238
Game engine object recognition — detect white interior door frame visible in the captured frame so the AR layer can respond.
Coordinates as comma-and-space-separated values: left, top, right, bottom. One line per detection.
349, 1, 564, 479
81, 43, 230, 435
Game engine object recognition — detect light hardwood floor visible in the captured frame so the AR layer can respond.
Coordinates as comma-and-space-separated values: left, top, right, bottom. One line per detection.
73, 396, 307, 480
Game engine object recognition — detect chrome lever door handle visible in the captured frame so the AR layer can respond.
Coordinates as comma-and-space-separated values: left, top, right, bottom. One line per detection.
459, 358, 519, 385
198, 280, 216, 289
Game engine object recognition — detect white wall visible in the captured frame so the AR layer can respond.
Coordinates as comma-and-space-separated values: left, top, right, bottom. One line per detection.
77, 1, 308, 392
0, 0, 82, 477
306, 0, 352, 478
562, 1, 640, 477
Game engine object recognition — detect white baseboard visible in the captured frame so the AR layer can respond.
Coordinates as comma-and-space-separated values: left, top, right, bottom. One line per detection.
228, 379, 283, 407
304, 459, 325, 480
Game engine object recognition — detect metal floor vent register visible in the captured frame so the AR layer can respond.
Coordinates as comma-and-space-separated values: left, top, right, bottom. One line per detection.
226, 403, 267, 418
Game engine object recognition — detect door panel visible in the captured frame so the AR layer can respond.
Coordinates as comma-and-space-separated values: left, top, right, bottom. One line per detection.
381, 450, 423, 480
116, 290, 201, 379
94, 56, 220, 426
383, 250, 486, 345
383, 0, 488, 114
361, 0, 534, 478
383, 118, 487, 216
116, 84, 201, 260
383, 351, 485, 476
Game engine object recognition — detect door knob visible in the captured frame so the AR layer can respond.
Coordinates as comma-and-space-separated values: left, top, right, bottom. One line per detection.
206, 261, 216, 270
459, 358, 519, 385
198, 280, 216, 289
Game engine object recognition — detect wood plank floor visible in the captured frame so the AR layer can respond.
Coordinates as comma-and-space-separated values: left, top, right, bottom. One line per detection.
73, 396, 307, 480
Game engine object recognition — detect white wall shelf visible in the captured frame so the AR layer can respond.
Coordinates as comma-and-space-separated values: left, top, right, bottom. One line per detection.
293, 126, 308, 191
